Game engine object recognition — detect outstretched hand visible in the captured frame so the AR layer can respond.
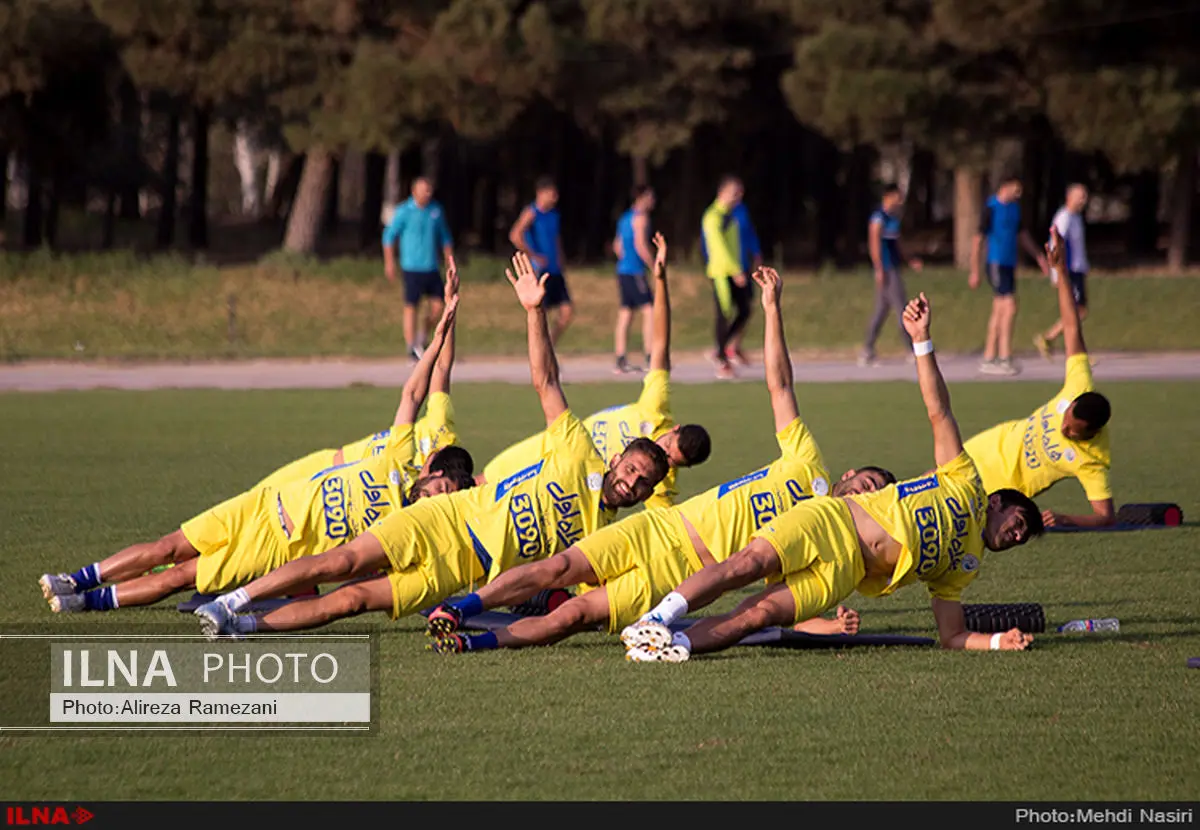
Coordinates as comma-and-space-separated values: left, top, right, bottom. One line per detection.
506, 251, 548, 310
443, 254, 460, 304
652, 232, 668, 278
751, 266, 781, 308
901, 292, 931, 341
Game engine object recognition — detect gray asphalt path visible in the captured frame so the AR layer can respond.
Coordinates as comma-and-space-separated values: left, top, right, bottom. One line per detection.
1, 351, 1197, 392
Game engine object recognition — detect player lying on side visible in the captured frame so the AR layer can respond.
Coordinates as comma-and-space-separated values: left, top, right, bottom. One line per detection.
193, 252, 670, 638
254, 256, 465, 490
963, 225, 1113, 528
424, 266, 894, 655
623, 292, 1045, 662
39, 297, 474, 614
478, 233, 710, 510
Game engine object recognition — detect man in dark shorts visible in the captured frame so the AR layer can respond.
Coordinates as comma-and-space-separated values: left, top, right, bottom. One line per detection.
383, 176, 455, 360
612, 185, 656, 374
1035, 184, 1091, 359
510, 176, 573, 345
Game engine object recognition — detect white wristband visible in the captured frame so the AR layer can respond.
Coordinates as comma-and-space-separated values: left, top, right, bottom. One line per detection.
989, 632, 1002, 651
912, 340, 933, 357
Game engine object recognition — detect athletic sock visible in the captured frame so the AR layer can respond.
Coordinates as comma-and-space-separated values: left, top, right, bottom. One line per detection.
449, 593, 483, 619
462, 632, 498, 651
82, 586, 119, 611
233, 615, 258, 634
69, 563, 103, 591
647, 591, 689, 626
220, 588, 251, 612
671, 632, 691, 650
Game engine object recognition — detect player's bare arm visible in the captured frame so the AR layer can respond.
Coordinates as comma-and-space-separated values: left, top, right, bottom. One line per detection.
393, 292, 459, 427
649, 232, 671, 373
1021, 229, 1049, 273
508, 251, 567, 426
429, 256, 459, 396
902, 293, 964, 467
968, 232, 984, 289
754, 266, 800, 433
508, 206, 542, 267
931, 597, 1032, 651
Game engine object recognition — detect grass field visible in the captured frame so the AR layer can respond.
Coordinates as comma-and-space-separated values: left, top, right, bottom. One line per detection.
4, 250, 1200, 361
1, 379, 1198, 800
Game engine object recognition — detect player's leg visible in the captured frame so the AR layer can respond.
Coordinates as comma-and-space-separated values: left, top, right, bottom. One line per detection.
645, 581, 797, 660
108, 559, 200, 609
40, 529, 199, 601
435, 587, 612, 653
251, 573, 393, 633
614, 304, 633, 372
998, 294, 1018, 366
711, 278, 735, 377
639, 301, 653, 366
723, 280, 753, 364
544, 274, 574, 344
888, 269, 913, 350
422, 275, 445, 352
402, 271, 421, 357
861, 278, 890, 363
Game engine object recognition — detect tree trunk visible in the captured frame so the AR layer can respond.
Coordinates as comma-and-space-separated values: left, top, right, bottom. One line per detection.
233, 120, 261, 218
1126, 170, 1160, 259
22, 159, 43, 249
0, 144, 7, 223
322, 154, 340, 233
267, 152, 304, 220
953, 167, 983, 270
282, 147, 334, 254
263, 147, 282, 210
188, 106, 210, 249
1166, 143, 1196, 272
118, 78, 141, 220
156, 106, 181, 249
360, 151, 386, 249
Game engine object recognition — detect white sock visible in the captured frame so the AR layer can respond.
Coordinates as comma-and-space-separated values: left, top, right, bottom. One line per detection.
233, 615, 258, 634
671, 632, 691, 650
221, 588, 251, 612
647, 591, 689, 626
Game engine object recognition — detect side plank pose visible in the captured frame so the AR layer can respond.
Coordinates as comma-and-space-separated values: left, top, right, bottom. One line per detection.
193, 252, 670, 638
39, 294, 472, 614
963, 225, 1114, 528
424, 266, 894, 655
622, 292, 1046, 662
479, 233, 710, 510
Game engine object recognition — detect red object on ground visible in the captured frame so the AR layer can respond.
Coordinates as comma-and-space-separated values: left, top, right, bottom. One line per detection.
1164, 505, 1183, 526
547, 589, 570, 612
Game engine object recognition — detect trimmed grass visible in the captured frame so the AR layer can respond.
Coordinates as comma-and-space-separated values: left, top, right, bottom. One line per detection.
1, 379, 1198, 800
3, 251, 1200, 360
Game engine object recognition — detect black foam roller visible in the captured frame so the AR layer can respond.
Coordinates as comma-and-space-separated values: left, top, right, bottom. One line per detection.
962, 602, 1045, 634
1115, 503, 1183, 526
507, 588, 572, 617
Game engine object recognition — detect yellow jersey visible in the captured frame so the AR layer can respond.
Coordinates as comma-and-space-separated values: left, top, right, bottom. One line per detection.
848, 451, 987, 603
482, 371, 678, 508
676, 417, 831, 561
964, 355, 1111, 501
461, 410, 616, 582
274, 425, 419, 555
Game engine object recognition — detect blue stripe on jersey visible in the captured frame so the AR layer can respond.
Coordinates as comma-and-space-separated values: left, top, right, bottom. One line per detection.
495, 459, 545, 502
467, 525, 494, 575
897, 474, 939, 500
717, 467, 770, 498
309, 459, 362, 481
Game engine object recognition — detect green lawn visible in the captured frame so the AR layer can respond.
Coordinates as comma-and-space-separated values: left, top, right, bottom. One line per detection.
1, 379, 1198, 800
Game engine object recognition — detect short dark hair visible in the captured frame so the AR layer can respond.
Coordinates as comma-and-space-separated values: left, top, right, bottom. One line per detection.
631, 184, 653, 202
622, 437, 670, 483
428, 445, 474, 478
993, 488, 1045, 539
718, 174, 742, 191
881, 183, 901, 197
407, 467, 475, 502
999, 172, 1021, 186
1072, 391, 1111, 432
535, 175, 556, 193
676, 425, 711, 468
857, 465, 897, 486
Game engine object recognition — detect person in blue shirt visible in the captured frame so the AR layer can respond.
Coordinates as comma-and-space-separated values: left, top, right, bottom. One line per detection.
700, 184, 762, 367
968, 174, 1048, 376
509, 176, 572, 344
860, 184, 923, 366
382, 177, 455, 360
612, 185, 657, 374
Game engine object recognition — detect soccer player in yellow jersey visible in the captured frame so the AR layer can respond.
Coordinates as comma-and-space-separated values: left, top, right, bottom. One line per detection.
38, 298, 473, 614
192, 252, 670, 638
253, 257, 465, 490
424, 266, 895, 654
964, 225, 1114, 528
623, 292, 1046, 662
479, 233, 710, 510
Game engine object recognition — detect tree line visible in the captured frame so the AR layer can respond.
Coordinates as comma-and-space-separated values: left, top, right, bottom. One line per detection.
1, 0, 1197, 270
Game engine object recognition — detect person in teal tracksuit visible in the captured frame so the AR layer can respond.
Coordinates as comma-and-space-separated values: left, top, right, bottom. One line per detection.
383, 177, 455, 360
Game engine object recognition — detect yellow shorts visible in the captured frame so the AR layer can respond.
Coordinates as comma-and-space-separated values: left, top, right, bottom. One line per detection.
577, 507, 703, 632
370, 495, 486, 620
253, 449, 339, 490
182, 489, 292, 594
752, 497, 865, 625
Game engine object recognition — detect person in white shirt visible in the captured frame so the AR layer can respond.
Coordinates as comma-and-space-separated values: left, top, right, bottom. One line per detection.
1035, 184, 1090, 358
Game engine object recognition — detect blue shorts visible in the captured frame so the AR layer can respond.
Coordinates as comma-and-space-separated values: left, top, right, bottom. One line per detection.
617, 272, 652, 309
542, 273, 571, 309
987, 263, 1016, 297
1067, 271, 1088, 308
402, 270, 443, 305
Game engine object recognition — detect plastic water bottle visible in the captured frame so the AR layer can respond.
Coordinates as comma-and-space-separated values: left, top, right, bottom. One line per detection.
1057, 618, 1120, 633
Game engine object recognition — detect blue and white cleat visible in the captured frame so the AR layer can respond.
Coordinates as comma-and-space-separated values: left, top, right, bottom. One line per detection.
625, 644, 690, 663
195, 601, 239, 640
620, 620, 673, 652
39, 573, 77, 600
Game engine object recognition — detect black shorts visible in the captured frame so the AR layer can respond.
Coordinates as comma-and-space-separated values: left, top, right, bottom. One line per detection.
1067, 271, 1088, 307
987, 263, 1016, 297
402, 270, 443, 305
617, 272, 652, 309
542, 273, 571, 309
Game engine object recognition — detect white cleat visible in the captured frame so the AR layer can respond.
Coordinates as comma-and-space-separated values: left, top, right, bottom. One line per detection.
49, 594, 86, 613
39, 573, 77, 600
620, 620, 673, 652
625, 644, 690, 663
195, 601, 237, 640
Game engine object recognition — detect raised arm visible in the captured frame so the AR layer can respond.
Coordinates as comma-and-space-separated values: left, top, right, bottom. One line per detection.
393, 295, 459, 426
507, 251, 567, 427
508, 207, 538, 262
753, 267, 799, 433
1046, 225, 1087, 357
648, 232, 671, 373
902, 293, 964, 467
632, 213, 654, 270
430, 256, 459, 396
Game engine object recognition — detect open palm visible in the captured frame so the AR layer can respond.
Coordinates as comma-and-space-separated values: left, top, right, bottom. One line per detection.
506, 251, 547, 310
